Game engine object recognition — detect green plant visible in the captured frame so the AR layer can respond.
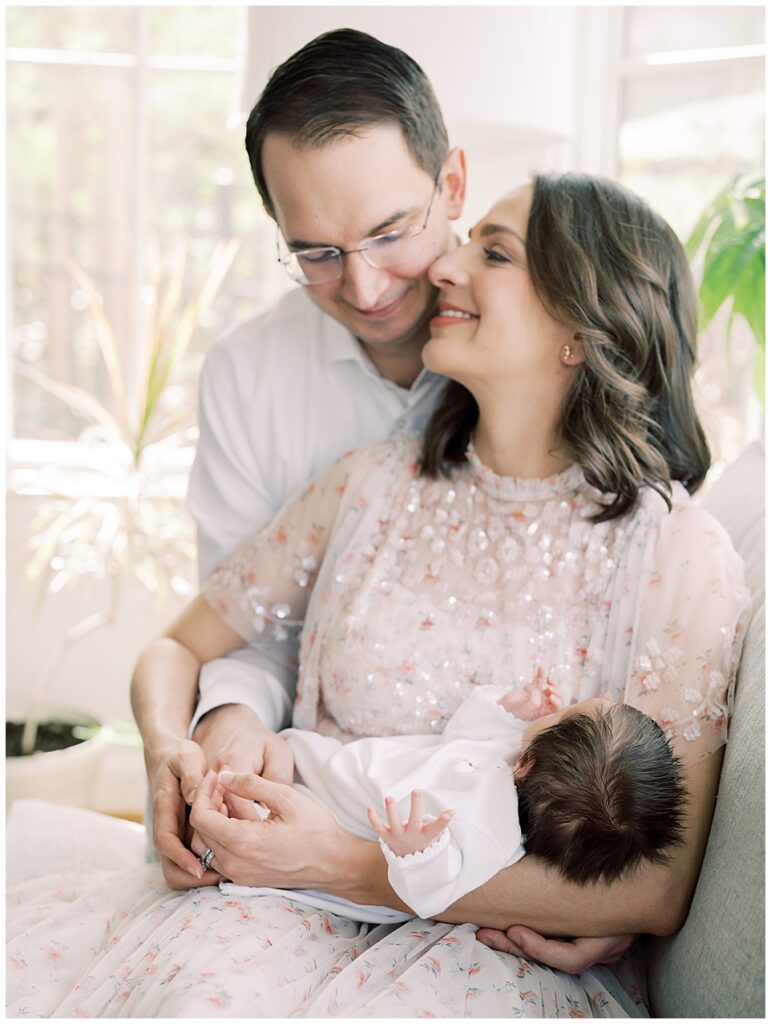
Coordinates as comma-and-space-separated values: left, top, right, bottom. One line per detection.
686, 175, 765, 401
15, 239, 239, 754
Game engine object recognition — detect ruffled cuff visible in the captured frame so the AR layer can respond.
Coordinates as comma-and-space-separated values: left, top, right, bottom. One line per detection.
378, 825, 450, 868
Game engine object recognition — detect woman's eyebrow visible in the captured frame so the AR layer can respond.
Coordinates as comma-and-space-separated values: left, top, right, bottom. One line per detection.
479, 222, 526, 246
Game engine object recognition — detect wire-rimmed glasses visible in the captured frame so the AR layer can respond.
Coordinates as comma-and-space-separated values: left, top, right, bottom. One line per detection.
276, 176, 440, 286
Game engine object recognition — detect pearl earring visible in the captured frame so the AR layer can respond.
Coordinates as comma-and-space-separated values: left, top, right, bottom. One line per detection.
561, 344, 574, 362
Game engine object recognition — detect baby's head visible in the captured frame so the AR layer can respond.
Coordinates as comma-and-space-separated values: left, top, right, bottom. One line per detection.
514, 698, 687, 885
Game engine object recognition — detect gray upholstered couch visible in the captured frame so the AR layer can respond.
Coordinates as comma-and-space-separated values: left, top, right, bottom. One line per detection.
645, 442, 765, 1018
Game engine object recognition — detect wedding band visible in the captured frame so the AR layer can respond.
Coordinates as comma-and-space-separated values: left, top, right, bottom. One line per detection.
200, 847, 215, 872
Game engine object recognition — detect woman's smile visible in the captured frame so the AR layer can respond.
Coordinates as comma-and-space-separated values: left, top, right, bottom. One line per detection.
429, 302, 480, 329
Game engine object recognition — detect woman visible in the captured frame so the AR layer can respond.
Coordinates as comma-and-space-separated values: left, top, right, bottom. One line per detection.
7, 174, 749, 1018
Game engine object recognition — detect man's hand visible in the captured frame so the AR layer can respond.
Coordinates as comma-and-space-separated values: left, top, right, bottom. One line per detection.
475, 925, 638, 974
191, 703, 294, 819
188, 769, 349, 889
146, 738, 221, 890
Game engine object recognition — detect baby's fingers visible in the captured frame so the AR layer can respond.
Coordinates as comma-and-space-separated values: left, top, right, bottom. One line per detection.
384, 796, 403, 834
422, 809, 454, 843
406, 790, 424, 831
367, 805, 388, 835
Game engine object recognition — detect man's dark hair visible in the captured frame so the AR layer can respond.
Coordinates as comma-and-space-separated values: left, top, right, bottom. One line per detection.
516, 703, 688, 885
245, 28, 449, 214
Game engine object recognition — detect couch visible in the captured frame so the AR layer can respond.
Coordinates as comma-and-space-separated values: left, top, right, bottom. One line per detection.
645, 442, 765, 1018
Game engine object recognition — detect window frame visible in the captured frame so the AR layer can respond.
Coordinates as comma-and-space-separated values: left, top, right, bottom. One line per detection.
6, 7, 243, 478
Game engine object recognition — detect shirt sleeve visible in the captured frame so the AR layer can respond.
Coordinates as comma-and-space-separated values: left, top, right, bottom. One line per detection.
380, 819, 521, 920
202, 452, 354, 645
622, 499, 752, 765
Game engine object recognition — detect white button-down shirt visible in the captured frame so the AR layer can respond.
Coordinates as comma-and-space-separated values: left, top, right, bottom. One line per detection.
187, 286, 447, 732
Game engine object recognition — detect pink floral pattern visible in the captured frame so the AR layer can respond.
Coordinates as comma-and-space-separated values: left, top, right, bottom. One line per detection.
7, 866, 649, 1017
6, 434, 750, 1017
205, 435, 750, 762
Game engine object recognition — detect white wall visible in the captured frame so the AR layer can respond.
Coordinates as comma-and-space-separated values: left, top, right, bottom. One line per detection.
238, 6, 583, 226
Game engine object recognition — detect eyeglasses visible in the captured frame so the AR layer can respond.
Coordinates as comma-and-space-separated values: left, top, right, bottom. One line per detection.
276, 176, 440, 286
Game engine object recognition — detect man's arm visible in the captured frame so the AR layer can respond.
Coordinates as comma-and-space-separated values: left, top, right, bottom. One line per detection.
186, 341, 300, 737
132, 595, 294, 889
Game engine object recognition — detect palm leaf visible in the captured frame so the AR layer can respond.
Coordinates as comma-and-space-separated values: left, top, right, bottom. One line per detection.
67, 261, 129, 433
16, 364, 125, 441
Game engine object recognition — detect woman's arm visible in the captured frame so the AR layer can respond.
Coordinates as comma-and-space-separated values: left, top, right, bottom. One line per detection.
131, 596, 276, 886
194, 747, 721, 938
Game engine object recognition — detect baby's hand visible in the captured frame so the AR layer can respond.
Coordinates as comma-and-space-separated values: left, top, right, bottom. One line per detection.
367, 790, 453, 858
499, 683, 563, 720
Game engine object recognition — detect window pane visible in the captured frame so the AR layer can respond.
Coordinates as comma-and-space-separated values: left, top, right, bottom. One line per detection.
146, 68, 286, 378
8, 60, 138, 440
146, 6, 238, 58
624, 5, 764, 57
6, 6, 138, 53
618, 63, 764, 238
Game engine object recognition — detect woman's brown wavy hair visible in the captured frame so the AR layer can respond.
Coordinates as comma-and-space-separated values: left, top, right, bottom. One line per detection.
420, 173, 710, 522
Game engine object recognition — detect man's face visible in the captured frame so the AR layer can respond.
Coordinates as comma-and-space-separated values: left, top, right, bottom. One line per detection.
262, 125, 465, 353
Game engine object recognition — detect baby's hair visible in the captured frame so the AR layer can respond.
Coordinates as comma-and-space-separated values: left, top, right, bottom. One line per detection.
516, 703, 687, 885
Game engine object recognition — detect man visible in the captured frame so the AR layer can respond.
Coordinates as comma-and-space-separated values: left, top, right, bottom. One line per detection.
140, 24, 464, 878
135, 28, 634, 972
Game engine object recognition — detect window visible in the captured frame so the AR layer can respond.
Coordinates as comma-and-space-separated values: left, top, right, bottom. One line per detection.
7, 6, 287, 446
611, 6, 765, 468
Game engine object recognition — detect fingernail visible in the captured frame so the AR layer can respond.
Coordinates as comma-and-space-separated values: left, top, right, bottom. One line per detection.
219, 770, 235, 784
507, 930, 522, 945
186, 789, 197, 803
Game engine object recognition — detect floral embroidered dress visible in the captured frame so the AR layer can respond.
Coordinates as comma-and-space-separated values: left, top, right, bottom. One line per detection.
7, 434, 749, 1019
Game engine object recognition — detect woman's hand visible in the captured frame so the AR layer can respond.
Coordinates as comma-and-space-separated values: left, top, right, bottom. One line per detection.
145, 738, 221, 890
475, 925, 638, 973
188, 769, 352, 889
192, 705, 294, 819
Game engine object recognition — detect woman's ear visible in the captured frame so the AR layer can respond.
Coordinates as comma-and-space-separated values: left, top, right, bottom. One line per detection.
440, 147, 467, 221
560, 335, 586, 366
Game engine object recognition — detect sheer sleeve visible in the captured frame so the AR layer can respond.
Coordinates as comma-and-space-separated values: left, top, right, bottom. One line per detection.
202, 451, 355, 643
622, 496, 752, 764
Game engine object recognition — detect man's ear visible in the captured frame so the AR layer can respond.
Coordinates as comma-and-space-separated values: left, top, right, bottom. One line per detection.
440, 147, 467, 221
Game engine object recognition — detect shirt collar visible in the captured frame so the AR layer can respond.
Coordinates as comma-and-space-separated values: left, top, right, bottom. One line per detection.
315, 296, 437, 394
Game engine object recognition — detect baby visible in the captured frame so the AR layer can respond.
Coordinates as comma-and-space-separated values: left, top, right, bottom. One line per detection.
221, 684, 687, 922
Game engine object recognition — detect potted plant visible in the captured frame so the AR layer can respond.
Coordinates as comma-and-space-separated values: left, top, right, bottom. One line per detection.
7, 239, 239, 809
686, 174, 765, 402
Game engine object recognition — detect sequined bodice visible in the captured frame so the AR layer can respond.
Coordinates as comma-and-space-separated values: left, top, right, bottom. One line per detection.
317, 451, 622, 736
205, 434, 749, 764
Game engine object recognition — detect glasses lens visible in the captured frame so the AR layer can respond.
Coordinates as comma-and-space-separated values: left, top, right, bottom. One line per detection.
365, 227, 423, 270
291, 248, 342, 284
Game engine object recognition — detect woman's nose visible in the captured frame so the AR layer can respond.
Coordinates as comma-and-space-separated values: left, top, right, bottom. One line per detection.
428, 246, 469, 289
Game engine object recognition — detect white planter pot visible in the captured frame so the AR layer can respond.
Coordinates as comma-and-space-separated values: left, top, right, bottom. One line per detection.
6, 708, 107, 813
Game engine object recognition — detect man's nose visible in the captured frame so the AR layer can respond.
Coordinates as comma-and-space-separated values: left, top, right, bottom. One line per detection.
339, 252, 392, 310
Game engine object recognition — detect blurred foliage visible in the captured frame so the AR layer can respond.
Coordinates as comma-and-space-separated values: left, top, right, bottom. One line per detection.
8, 7, 273, 442
22, 240, 239, 609
686, 175, 765, 402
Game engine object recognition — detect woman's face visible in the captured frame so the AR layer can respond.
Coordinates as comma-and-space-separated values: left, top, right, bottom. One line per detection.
422, 184, 578, 397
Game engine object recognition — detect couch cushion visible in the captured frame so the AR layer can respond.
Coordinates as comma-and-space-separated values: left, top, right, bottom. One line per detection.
645, 444, 765, 1017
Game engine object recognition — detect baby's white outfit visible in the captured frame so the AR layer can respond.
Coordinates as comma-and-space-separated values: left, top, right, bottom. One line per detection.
221, 684, 527, 922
